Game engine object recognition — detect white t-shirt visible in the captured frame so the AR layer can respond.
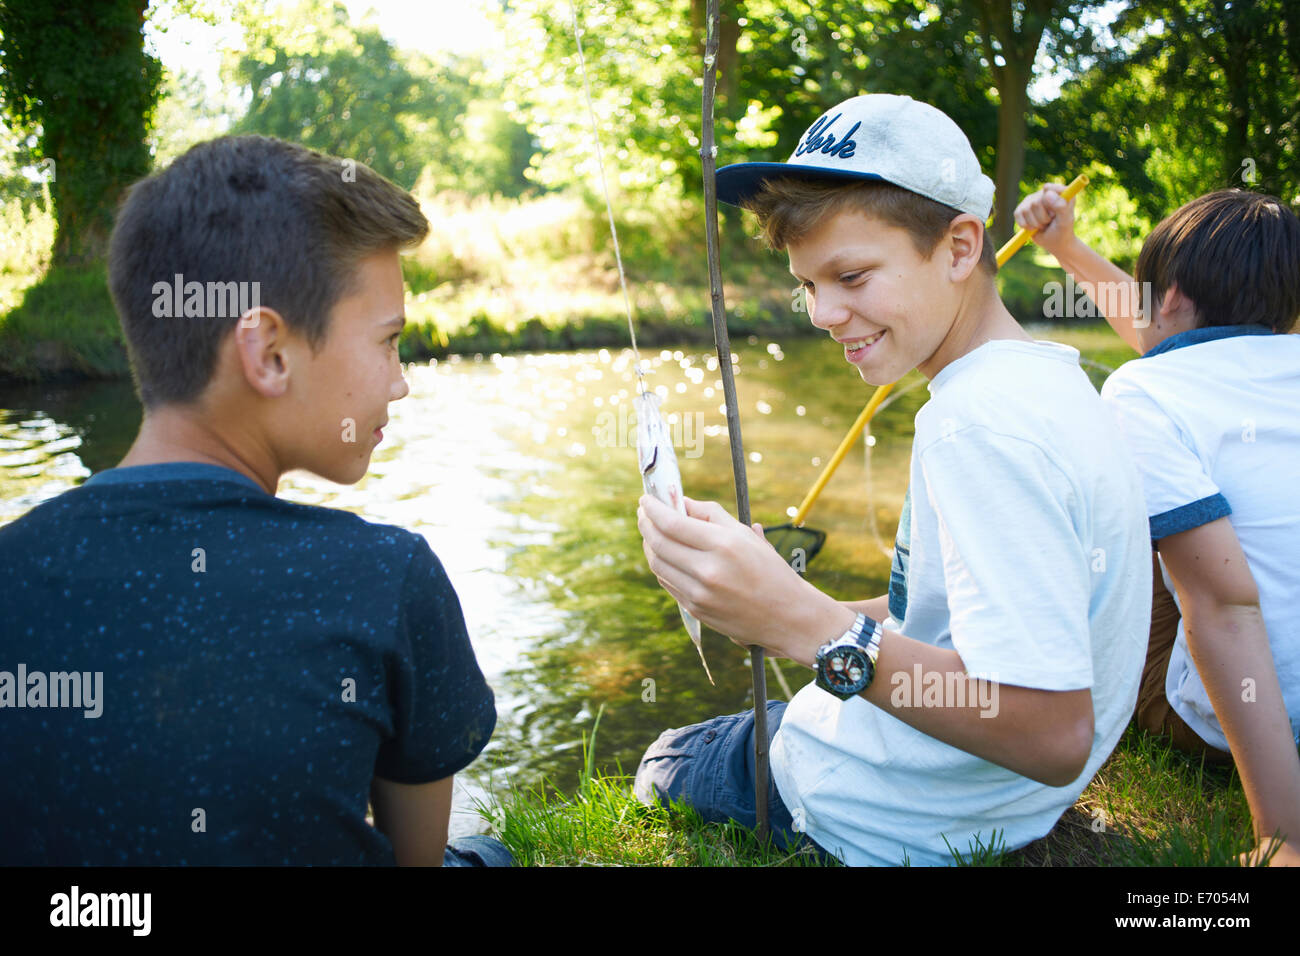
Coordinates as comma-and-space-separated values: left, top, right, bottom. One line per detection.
1100, 326, 1300, 751
770, 339, 1152, 867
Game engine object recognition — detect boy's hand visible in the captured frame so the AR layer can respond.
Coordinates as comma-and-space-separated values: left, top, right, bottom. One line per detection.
1014, 182, 1077, 258
637, 493, 847, 666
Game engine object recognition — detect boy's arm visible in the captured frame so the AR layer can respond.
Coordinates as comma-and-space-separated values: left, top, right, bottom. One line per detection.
859, 619, 1095, 788
372, 537, 495, 864
828, 598, 1088, 783
641, 496, 1096, 788
1014, 182, 1147, 353
370, 774, 454, 866
840, 594, 891, 622
1157, 518, 1300, 865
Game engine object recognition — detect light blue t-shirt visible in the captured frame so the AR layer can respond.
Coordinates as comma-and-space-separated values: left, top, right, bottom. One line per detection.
1101, 325, 1300, 751
771, 340, 1152, 866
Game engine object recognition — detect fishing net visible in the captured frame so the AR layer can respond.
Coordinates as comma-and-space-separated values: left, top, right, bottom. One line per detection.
762, 523, 826, 573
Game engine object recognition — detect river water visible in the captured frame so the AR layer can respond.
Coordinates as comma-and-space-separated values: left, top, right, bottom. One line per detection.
0, 324, 1133, 836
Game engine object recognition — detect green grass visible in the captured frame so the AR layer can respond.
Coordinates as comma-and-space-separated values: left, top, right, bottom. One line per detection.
475, 707, 837, 867
476, 712, 1275, 867
0, 261, 129, 382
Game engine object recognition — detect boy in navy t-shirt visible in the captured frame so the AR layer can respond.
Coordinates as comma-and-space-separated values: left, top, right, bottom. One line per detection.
0, 136, 504, 866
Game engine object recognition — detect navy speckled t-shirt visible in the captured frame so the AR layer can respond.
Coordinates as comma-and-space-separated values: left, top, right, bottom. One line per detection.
0, 462, 496, 865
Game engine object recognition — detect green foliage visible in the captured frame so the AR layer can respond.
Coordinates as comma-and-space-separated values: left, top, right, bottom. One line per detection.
0, 117, 45, 209
478, 723, 1268, 863
944, 828, 1008, 866
996, 248, 1067, 325
0, 0, 162, 263
1043, 0, 1300, 216
0, 176, 54, 313
223, 0, 537, 196
1132, 0, 1300, 205
737, 1, 1004, 167
499, 0, 1136, 249
480, 717, 1270, 867
498, 0, 707, 204
149, 63, 239, 168
225, 0, 438, 189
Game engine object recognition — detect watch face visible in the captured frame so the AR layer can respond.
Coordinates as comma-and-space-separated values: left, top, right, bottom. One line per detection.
819, 644, 871, 697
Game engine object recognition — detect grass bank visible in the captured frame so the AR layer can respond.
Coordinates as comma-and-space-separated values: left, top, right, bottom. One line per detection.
0, 262, 130, 383
479, 714, 1273, 867
1, 188, 1068, 383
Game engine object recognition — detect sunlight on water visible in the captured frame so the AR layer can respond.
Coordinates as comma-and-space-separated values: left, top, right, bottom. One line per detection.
0, 415, 92, 522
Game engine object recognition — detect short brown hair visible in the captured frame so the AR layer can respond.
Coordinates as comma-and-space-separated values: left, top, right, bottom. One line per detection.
108, 135, 430, 410
740, 177, 998, 277
1135, 189, 1300, 333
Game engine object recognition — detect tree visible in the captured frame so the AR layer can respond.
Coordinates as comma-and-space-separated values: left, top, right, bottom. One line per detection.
1108, 0, 1299, 208
502, 0, 1122, 245
0, 0, 162, 264
225, 0, 436, 189
499, 0, 714, 203
225, 0, 539, 197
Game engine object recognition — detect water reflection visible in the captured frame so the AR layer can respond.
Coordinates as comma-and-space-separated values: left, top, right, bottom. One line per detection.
0, 325, 1132, 834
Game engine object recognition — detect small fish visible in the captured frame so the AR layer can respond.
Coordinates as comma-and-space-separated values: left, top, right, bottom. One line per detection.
635, 390, 714, 684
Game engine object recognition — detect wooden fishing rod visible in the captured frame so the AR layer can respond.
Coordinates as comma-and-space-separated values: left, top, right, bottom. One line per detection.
700, 0, 770, 841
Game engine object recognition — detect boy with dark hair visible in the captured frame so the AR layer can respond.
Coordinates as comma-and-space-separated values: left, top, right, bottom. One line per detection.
1015, 183, 1300, 866
635, 94, 1153, 866
0, 135, 507, 866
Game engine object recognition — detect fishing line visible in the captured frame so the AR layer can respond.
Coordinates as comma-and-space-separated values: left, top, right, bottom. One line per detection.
568, 2, 646, 395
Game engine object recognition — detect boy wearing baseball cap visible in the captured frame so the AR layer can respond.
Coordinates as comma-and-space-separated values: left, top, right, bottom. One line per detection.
635, 94, 1152, 866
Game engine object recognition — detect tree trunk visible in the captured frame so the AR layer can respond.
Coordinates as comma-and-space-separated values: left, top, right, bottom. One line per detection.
991, 61, 1030, 245
1216, 5, 1254, 189
0, 0, 158, 267
974, 0, 1052, 245
50, 154, 117, 266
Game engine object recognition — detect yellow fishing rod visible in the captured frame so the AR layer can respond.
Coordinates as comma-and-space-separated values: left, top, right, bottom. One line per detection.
763, 174, 1090, 568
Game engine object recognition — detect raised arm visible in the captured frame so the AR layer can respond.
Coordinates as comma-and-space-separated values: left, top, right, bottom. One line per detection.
1157, 518, 1300, 866
1014, 182, 1147, 353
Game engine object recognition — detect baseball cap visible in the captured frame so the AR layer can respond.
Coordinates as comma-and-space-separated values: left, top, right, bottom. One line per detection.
715, 93, 995, 220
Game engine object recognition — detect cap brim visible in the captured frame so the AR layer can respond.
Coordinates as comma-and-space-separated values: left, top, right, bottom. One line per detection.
715, 163, 888, 207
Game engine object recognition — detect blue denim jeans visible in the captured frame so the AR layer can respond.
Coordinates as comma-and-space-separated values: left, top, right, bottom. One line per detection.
442, 834, 513, 867
632, 700, 837, 861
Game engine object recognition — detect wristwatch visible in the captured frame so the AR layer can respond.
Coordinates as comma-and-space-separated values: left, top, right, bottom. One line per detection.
814, 612, 884, 700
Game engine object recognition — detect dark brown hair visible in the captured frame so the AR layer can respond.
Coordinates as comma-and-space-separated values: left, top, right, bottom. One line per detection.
108, 135, 430, 409
740, 176, 998, 277
1135, 189, 1300, 333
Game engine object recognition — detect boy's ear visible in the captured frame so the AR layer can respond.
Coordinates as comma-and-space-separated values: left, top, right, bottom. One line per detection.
1158, 282, 1200, 327
231, 306, 296, 399
944, 213, 985, 281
